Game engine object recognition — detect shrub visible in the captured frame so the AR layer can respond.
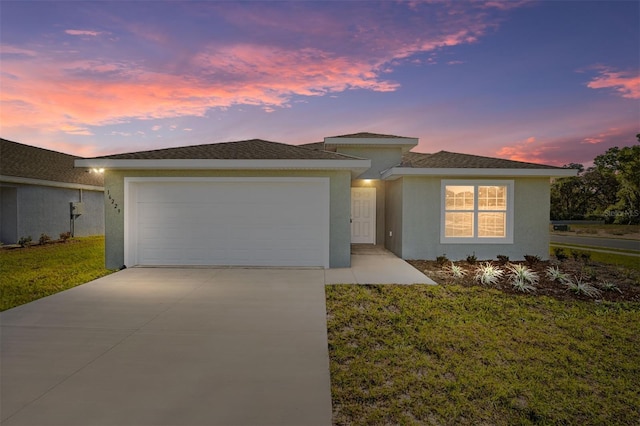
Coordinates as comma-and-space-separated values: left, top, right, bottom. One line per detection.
474, 262, 503, 286
466, 253, 478, 265
546, 266, 570, 283
565, 276, 602, 298
18, 236, 32, 247
524, 254, 541, 265
553, 247, 568, 262
496, 254, 510, 265
436, 254, 449, 265
39, 233, 51, 245
444, 262, 467, 279
59, 232, 72, 242
570, 250, 590, 263
507, 263, 539, 292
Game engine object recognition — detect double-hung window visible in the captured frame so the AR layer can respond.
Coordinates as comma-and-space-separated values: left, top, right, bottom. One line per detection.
441, 180, 514, 244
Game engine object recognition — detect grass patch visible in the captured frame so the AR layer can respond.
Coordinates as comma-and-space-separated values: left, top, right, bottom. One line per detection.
327, 284, 640, 425
550, 244, 640, 271
551, 224, 639, 240
0, 236, 114, 311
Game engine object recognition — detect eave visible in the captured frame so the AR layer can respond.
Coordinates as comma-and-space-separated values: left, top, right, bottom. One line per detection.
381, 167, 579, 180
74, 158, 372, 178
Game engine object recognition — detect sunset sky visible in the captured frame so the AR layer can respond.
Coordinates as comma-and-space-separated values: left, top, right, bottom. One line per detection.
1, 1, 638, 166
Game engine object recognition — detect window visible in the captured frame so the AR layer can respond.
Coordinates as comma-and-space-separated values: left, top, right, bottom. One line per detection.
441, 180, 513, 244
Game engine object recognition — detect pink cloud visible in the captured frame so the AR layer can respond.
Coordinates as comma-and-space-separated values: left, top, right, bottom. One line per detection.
0, 2, 526, 139
65, 29, 103, 37
587, 67, 640, 99
496, 126, 636, 166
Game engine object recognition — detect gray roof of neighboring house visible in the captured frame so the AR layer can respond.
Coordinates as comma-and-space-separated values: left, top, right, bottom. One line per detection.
0, 138, 104, 186
400, 151, 563, 169
92, 139, 359, 160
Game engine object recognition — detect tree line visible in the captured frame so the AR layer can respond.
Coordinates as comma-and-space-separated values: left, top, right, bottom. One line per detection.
550, 135, 639, 224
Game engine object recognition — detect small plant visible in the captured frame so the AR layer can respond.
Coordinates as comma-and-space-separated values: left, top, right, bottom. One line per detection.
59, 232, 71, 242
565, 276, 602, 298
436, 254, 449, 265
581, 266, 598, 281
18, 236, 32, 247
546, 266, 570, 283
553, 247, 568, 262
466, 253, 478, 264
39, 233, 51, 245
496, 255, 510, 265
474, 262, 503, 286
599, 281, 622, 293
444, 262, 467, 279
523, 254, 541, 265
507, 264, 540, 285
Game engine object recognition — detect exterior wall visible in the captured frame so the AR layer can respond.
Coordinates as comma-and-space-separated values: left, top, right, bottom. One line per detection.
350, 179, 385, 245
0, 186, 18, 244
104, 169, 351, 270
336, 147, 403, 179
384, 178, 403, 256
0, 183, 104, 244
401, 176, 551, 260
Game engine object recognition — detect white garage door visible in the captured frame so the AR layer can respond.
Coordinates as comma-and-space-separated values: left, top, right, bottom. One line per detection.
125, 178, 330, 267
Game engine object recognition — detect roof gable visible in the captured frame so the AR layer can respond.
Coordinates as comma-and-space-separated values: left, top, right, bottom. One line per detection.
94, 139, 357, 160
401, 151, 563, 170
0, 139, 104, 186
327, 132, 415, 139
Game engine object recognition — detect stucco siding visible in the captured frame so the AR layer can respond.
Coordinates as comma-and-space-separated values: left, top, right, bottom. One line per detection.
384, 178, 403, 256
0, 187, 18, 244
104, 169, 351, 269
401, 176, 551, 260
0, 184, 104, 244
337, 147, 402, 179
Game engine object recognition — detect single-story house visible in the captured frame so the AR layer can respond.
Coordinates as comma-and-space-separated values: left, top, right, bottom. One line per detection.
75, 132, 576, 269
0, 139, 105, 245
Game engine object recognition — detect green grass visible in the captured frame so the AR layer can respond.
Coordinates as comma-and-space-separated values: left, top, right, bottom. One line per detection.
551, 224, 639, 239
550, 244, 640, 271
0, 236, 114, 311
327, 284, 640, 425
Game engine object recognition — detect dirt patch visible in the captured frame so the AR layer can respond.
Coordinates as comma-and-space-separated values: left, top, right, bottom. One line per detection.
408, 258, 640, 303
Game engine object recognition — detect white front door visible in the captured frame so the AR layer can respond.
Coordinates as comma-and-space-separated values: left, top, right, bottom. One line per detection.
351, 187, 376, 244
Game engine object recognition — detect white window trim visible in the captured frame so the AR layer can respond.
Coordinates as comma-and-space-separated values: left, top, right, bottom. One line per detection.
440, 180, 514, 244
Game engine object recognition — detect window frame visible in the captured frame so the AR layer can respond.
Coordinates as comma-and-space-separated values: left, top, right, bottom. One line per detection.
440, 180, 514, 244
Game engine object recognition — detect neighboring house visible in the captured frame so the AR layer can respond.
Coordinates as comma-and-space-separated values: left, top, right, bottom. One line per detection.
75, 133, 575, 269
0, 139, 104, 245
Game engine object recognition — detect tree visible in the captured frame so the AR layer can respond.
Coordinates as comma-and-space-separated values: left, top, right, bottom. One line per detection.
594, 144, 640, 224
550, 139, 640, 224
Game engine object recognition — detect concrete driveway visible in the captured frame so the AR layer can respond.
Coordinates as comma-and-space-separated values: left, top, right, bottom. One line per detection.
1, 268, 332, 426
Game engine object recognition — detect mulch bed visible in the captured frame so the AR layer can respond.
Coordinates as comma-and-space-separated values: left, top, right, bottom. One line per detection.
408, 258, 640, 303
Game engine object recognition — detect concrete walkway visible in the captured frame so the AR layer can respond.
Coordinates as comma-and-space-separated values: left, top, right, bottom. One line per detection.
324, 245, 437, 285
1, 268, 332, 426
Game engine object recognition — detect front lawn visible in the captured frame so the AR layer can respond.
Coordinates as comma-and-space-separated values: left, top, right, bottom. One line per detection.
0, 236, 114, 311
327, 284, 640, 425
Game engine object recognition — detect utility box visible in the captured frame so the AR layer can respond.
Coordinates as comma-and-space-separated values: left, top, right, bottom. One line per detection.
70, 202, 84, 216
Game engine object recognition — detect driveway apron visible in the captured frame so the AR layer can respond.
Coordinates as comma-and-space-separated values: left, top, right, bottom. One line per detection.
1, 268, 332, 426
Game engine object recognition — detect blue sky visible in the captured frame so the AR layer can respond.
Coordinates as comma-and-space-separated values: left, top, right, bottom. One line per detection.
1, 0, 638, 165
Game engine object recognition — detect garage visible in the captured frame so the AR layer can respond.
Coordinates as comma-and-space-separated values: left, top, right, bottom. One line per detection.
124, 177, 330, 268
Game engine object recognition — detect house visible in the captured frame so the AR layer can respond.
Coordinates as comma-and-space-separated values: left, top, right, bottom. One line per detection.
0, 139, 104, 244
75, 133, 576, 269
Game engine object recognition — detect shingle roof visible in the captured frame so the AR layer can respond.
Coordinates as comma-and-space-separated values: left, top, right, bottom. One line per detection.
400, 151, 563, 169
93, 139, 358, 160
0, 139, 104, 186
328, 132, 414, 139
